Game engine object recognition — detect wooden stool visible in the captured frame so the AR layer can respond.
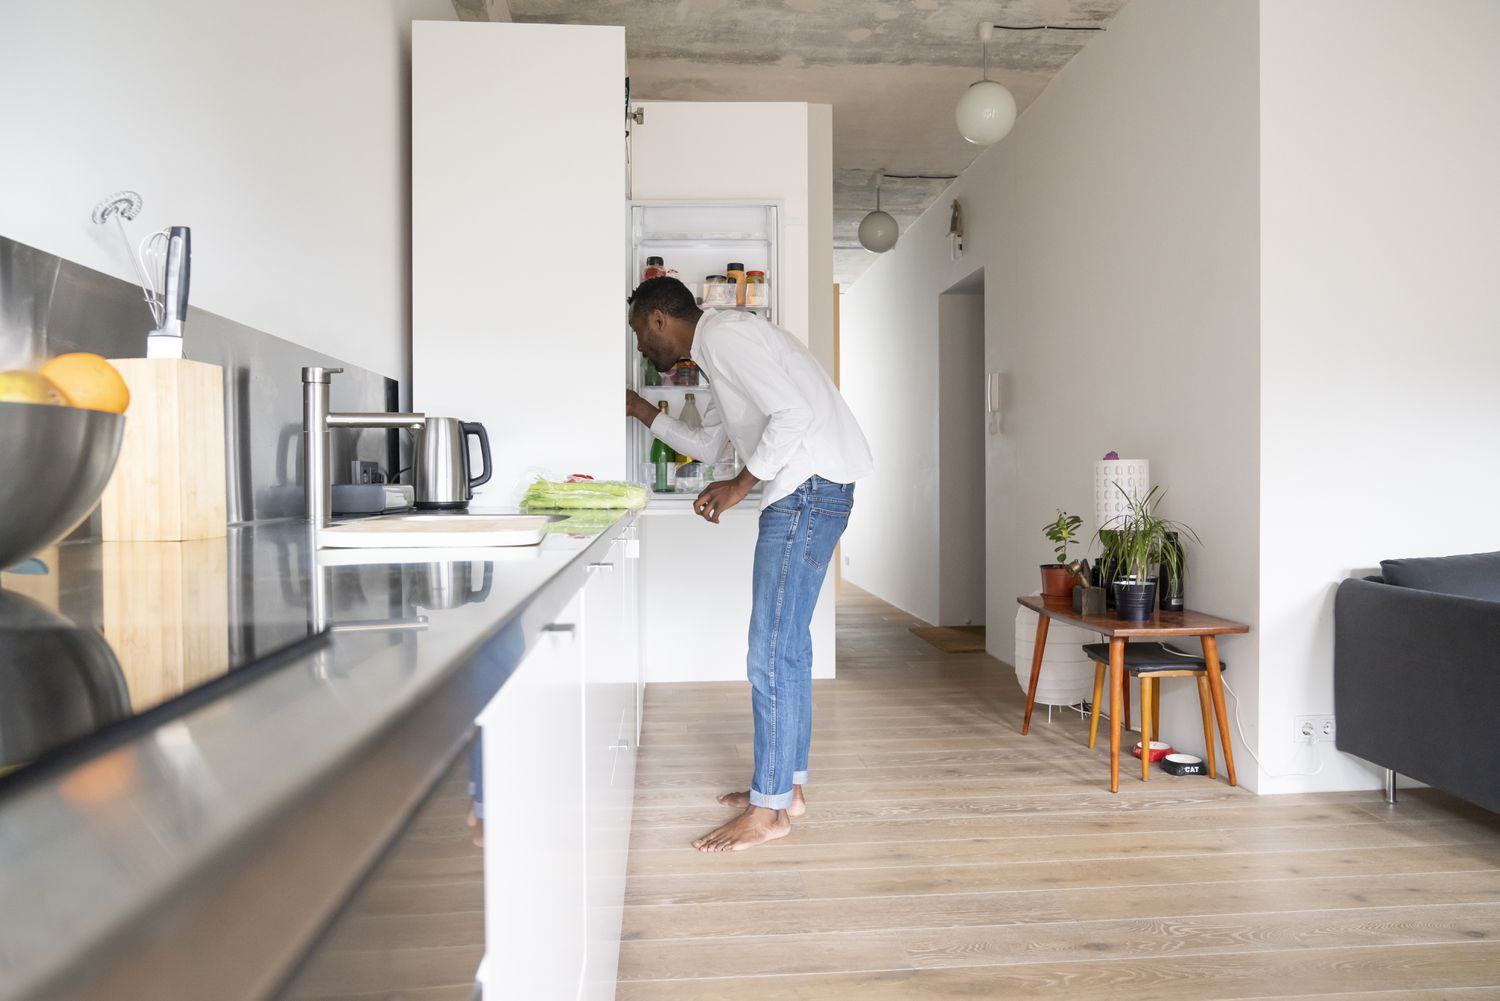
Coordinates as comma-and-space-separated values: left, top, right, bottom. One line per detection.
1082, 642, 1229, 783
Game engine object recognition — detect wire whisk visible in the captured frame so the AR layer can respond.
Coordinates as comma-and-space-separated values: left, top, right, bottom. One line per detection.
91, 189, 167, 329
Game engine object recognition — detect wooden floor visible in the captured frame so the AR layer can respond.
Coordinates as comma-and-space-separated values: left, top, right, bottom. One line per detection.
616, 585, 1500, 1000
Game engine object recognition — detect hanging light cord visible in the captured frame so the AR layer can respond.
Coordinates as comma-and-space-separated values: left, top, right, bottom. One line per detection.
987, 24, 1106, 77
989, 24, 1107, 32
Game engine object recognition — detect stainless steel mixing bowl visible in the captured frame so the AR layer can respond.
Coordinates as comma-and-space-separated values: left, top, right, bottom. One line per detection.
0, 401, 124, 569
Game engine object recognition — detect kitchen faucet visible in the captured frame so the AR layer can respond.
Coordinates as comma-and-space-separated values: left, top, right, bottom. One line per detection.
302, 367, 425, 527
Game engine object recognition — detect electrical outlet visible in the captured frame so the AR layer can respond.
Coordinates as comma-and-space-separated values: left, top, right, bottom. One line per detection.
1294, 715, 1336, 744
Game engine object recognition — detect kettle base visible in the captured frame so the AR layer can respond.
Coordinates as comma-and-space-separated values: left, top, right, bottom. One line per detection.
414, 500, 471, 511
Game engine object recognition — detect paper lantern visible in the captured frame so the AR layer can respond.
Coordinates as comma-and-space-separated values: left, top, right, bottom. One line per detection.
1094, 458, 1149, 532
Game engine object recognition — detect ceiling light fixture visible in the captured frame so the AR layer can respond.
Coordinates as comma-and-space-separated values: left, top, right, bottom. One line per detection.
955, 21, 1017, 146
858, 170, 898, 254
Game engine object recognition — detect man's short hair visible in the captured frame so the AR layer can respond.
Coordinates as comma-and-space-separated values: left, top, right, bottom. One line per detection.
627, 276, 699, 322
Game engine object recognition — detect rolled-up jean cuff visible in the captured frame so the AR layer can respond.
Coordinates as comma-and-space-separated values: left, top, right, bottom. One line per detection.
749, 787, 795, 810
792, 771, 808, 785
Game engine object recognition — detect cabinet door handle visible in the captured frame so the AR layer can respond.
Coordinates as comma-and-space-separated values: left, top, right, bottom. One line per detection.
609, 740, 631, 752
586, 561, 615, 574
544, 622, 577, 645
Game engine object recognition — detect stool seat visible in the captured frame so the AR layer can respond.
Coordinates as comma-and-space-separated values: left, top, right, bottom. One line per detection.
1081, 642, 1228, 674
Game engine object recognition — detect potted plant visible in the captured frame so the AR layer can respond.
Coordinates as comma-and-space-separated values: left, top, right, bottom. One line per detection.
1095, 485, 1197, 621
1040, 510, 1083, 599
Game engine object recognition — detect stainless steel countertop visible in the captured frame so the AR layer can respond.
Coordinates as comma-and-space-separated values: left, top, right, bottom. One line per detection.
0, 510, 636, 1001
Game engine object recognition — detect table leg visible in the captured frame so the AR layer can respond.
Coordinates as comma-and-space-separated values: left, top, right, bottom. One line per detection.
1021, 614, 1051, 736
1201, 635, 1237, 786
1088, 663, 1105, 749
1196, 675, 1217, 779
1109, 637, 1125, 793
1140, 676, 1153, 782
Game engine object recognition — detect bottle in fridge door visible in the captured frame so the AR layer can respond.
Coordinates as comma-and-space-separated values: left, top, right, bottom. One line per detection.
677, 392, 702, 462
650, 400, 678, 492
726, 262, 746, 307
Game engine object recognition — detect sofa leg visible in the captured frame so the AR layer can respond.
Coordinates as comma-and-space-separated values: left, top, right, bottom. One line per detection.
1384, 769, 1398, 805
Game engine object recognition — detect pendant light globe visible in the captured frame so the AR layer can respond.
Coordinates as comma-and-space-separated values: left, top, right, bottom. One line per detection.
858, 209, 899, 253
956, 78, 1016, 146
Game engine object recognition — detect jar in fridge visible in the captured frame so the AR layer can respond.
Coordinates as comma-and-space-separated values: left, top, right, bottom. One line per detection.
643, 256, 666, 281
703, 274, 734, 307
668, 359, 700, 387
745, 270, 767, 306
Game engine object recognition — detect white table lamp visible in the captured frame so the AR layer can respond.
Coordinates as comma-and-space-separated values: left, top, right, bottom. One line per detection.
1094, 458, 1149, 531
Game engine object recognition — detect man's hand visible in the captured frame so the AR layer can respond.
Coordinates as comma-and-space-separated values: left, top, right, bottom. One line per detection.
693, 468, 758, 524
626, 388, 657, 426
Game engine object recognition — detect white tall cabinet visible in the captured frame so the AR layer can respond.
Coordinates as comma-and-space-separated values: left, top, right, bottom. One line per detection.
412, 19, 837, 996
629, 101, 838, 683
412, 20, 626, 502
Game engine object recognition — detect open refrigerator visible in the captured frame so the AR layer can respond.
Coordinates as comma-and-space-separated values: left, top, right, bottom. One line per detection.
625, 202, 778, 505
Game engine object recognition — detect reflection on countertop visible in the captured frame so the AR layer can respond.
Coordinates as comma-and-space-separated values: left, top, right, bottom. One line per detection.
0, 512, 620, 783
0, 508, 634, 1001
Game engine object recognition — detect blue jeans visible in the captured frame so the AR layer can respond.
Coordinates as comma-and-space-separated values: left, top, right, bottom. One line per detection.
747, 476, 854, 810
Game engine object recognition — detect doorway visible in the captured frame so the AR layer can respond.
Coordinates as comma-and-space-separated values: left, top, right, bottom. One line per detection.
937, 270, 986, 626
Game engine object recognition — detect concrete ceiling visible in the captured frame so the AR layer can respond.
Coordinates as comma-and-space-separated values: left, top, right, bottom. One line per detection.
459, 0, 1125, 287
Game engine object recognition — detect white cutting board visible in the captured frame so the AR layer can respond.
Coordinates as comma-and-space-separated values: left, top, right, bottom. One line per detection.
318, 514, 553, 549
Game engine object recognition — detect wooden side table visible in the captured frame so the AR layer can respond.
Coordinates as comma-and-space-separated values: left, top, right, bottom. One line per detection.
1016, 595, 1250, 793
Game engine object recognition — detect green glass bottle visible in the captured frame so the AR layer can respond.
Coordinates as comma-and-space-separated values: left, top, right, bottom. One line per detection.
650, 400, 677, 491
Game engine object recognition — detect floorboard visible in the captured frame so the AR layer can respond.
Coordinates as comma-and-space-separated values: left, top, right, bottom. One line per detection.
617, 584, 1500, 999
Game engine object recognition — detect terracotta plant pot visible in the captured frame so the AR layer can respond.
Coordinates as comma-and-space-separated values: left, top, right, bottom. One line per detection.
1040, 564, 1076, 599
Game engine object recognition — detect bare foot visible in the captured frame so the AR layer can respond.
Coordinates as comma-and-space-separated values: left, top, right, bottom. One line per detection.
693, 806, 791, 852
466, 805, 483, 848
718, 784, 806, 817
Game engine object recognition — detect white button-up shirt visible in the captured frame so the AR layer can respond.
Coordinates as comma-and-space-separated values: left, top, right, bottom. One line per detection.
651, 309, 874, 508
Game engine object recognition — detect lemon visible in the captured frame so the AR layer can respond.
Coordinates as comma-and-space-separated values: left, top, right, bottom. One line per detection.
39, 353, 130, 413
0, 370, 69, 406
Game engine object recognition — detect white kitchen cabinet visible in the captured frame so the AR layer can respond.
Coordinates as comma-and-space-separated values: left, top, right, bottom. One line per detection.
478, 532, 640, 1001
480, 592, 587, 1000
412, 21, 627, 504
639, 508, 835, 684
580, 535, 638, 1001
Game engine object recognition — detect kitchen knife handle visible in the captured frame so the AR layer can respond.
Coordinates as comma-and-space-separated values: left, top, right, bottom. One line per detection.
462, 421, 492, 489
167, 226, 191, 322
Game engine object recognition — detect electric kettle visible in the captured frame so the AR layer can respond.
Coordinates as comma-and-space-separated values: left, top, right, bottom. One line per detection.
413, 417, 492, 509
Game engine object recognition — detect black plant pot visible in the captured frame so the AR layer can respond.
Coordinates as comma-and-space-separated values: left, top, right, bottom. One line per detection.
1112, 580, 1159, 622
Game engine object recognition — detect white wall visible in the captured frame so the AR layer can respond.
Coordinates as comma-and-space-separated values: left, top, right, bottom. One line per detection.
631, 101, 834, 372
840, 0, 1263, 782
1257, 0, 1500, 793
412, 21, 626, 503
0, 0, 452, 385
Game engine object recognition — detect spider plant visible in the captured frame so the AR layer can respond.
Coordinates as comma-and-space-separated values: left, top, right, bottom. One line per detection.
1095, 484, 1199, 593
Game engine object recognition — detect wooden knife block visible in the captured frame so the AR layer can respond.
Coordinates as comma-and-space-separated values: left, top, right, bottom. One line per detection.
100, 358, 227, 541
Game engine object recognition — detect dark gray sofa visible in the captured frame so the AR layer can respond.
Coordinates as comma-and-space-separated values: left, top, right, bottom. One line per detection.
1334, 550, 1500, 813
